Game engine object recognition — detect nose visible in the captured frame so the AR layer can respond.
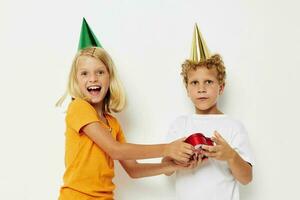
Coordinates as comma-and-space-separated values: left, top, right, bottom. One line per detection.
197, 84, 206, 93
89, 73, 98, 83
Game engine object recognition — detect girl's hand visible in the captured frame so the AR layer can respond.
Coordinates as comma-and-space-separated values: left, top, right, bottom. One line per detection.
175, 154, 206, 170
164, 137, 195, 163
201, 131, 236, 161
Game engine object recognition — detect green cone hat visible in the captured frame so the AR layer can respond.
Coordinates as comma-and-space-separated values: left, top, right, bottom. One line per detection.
78, 18, 102, 50
190, 24, 211, 63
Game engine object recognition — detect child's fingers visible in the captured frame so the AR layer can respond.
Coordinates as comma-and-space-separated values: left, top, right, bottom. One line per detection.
201, 144, 217, 152
181, 151, 193, 159
201, 145, 221, 158
189, 159, 198, 169
173, 160, 189, 167
211, 136, 221, 145
192, 154, 197, 161
202, 151, 218, 158
185, 143, 195, 150
178, 152, 193, 163
183, 148, 195, 156
214, 131, 226, 143
183, 144, 195, 156
197, 157, 204, 165
176, 157, 190, 163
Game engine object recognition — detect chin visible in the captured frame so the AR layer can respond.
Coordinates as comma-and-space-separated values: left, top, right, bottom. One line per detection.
88, 96, 104, 104
196, 104, 210, 110
195, 105, 213, 113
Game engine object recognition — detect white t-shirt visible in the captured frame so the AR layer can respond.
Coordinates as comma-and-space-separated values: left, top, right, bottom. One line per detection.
166, 114, 254, 200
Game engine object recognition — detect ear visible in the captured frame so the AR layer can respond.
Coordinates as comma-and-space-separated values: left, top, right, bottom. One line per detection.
185, 83, 191, 97
219, 83, 225, 95
187, 87, 191, 97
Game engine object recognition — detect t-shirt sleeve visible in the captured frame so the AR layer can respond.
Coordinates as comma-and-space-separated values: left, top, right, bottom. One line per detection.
66, 99, 100, 134
116, 125, 126, 144
231, 122, 255, 166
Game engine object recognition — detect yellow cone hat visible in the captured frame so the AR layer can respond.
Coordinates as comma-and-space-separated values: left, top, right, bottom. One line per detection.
190, 24, 211, 63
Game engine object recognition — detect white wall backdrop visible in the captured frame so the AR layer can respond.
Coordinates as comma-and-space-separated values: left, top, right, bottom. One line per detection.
1, 0, 300, 199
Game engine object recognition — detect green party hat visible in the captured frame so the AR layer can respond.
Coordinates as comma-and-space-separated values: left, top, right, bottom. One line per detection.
190, 23, 211, 63
78, 17, 102, 50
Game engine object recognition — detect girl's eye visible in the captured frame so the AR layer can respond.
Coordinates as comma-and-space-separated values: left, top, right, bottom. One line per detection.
97, 70, 105, 75
81, 71, 88, 76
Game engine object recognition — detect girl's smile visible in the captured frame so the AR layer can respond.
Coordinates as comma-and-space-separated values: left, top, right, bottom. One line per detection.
87, 85, 102, 96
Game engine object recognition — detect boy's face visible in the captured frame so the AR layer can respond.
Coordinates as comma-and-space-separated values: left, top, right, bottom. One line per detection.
76, 55, 110, 106
187, 67, 224, 114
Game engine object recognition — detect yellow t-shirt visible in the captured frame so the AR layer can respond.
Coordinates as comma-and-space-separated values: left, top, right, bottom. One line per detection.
59, 99, 126, 200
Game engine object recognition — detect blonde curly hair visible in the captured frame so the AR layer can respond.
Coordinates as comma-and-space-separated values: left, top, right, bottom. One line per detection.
181, 54, 226, 87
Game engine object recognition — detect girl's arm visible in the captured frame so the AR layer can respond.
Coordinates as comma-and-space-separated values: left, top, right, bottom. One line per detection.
119, 157, 201, 178
161, 157, 176, 176
161, 154, 206, 176
82, 121, 194, 163
119, 159, 179, 178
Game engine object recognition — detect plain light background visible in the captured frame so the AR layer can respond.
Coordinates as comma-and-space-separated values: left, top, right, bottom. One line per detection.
0, 0, 299, 199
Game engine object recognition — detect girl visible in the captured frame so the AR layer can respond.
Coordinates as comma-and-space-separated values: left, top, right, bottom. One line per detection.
56, 47, 196, 200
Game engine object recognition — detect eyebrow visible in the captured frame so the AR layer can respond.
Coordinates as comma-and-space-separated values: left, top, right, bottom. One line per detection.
77, 68, 89, 72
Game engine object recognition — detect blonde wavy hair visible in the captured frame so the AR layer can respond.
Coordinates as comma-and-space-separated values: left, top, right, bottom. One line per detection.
181, 54, 226, 87
56, 47, 126, 113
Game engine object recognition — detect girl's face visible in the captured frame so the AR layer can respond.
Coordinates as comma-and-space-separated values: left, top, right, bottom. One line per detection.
187, 67, 224, 114
76, 55, 110, 107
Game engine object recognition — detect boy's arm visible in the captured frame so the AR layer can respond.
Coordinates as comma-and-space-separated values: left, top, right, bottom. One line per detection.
227, 151, 252, 185
119, 159, 179, 178
201, 131, 252, 185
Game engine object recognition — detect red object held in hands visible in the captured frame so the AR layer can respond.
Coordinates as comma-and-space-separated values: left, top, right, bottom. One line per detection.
184, 133, 214, 149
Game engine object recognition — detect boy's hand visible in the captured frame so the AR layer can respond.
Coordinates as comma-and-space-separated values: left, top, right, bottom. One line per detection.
201, 131, 236, 161
164, 137, 195, 163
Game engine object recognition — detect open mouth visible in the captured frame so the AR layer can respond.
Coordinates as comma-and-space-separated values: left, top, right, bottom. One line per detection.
87, 85, 101, 96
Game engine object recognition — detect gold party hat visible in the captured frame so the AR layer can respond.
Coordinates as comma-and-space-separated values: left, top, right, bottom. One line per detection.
190, 24, 211, 63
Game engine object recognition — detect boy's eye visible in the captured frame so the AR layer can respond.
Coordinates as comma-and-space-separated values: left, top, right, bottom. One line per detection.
205, 80, 213, 84
191, 80, 198, 85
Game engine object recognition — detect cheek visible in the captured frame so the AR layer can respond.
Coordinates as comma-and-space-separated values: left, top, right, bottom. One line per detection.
210, 88, 220, 99
187, 87, 194, 97
76, 77, 83, 86
77, 78, 86, 88
101, 76, 110, 89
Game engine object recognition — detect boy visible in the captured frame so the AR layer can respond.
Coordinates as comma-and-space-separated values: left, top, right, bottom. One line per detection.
163, 24, 254, 200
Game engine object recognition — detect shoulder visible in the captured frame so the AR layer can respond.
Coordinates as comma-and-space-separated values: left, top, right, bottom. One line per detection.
220, 116, 249, 139
68, 98, 92, 109
67, 98, 97, 115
